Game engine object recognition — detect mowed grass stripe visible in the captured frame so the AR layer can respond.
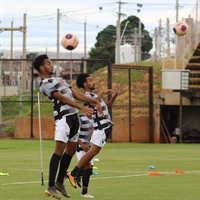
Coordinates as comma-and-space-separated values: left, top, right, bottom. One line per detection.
0, 140, 199, 200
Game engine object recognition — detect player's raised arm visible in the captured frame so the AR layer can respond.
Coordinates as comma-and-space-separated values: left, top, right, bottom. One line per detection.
71, 88, 104, 117
106, 83, 120, 107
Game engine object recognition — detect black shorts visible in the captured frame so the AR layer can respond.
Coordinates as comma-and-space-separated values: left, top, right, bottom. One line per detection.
66, 114, 79, 139
105, 126, 112, 141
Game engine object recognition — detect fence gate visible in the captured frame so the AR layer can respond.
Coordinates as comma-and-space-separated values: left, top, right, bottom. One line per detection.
108, 64, 153, 143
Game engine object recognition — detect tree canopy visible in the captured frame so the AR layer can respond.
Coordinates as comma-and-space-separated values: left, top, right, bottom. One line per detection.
84, 15, 153, 74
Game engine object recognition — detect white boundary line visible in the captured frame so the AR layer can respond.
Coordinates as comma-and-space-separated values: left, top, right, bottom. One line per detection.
1, 170, 200, 186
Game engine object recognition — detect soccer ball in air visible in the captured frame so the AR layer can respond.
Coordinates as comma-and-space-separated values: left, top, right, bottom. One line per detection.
173, 21, 188, 36
61, 33, 79, 50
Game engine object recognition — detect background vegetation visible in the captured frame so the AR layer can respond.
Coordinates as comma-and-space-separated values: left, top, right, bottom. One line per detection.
1, 61, 163, 135
81, 15, 153, 73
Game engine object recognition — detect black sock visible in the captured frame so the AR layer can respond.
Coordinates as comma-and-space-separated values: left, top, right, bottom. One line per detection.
77, 167, 84, 177
82, 168, 92, 195
49, 153, 61, 187
57, 153, 73, 184
71, 166, 81, 177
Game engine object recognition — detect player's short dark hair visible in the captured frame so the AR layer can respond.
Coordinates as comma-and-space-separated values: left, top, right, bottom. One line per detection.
76, 73, 90, 88
33, 54, 49, 72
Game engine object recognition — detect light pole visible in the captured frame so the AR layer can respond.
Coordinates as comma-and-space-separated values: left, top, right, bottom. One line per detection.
121, 21, 129, 44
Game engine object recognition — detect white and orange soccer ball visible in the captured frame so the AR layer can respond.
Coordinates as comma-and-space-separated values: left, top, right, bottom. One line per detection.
173, 21, 188, 36
61, 33, 79, 50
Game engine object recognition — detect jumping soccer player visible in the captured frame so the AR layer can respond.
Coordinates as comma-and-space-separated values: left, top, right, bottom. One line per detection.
67, 73, 120, 189
76, 114, 94, 198
33, 55, 103, 199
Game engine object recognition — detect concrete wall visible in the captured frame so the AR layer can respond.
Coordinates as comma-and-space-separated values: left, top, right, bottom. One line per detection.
14, 117, 55, 139
111, 117, 149, 142
14, 117, 150, 142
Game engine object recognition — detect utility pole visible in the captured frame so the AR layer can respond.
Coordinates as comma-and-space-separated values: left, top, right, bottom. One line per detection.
21, 13, 27, 92
175, 0, 179, 68
10, 21, 13, 84
0, 16, 26, 91
56, 8, 60, 76
138, 20, 142, 61
70, 51, 72, 82
134, 28, 137, 62
116, 20, 120, 64
115, 0, 126, 64
176, 0, 179, 21
83, 20, 87, 73
157, 19, 161, 61
0, 30, 4, 124
166, 18, 170, 58
154, 28, 158, 61
0, 60, 2, 124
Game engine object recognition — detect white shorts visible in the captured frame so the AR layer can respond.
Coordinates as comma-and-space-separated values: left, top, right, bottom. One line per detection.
76, 151, 94, 165
54, 117, 79, 143
90, 129, 106, 148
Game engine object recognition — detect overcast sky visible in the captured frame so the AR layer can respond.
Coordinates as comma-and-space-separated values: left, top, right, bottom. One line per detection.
0, 0, 198, 55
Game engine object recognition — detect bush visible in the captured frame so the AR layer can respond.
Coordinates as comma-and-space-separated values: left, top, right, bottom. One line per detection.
3, 122, 15, 135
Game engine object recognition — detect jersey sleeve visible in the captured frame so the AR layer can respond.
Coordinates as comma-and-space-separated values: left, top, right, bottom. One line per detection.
85, 92, 95, 99
40, 81, 58, 98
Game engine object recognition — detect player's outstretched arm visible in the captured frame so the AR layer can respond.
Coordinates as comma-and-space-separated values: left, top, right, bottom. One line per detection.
71, 88, 104, 117
52, 91, 94, 117
96, 90, 112, 101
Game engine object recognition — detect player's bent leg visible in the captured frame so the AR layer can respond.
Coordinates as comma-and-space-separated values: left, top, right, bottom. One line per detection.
77, 144, 101, 168
54, 141, 67, 156
65, 142, 78, 188
66, 171, 77, 188
45, 186, 61, 199
55, 181, 70, 198
87, 144, 101, 156
65, 141, 77, 156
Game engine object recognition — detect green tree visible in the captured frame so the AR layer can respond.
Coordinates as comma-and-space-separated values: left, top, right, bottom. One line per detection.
26, 52, 38, 58
82, 25, 115, 74
84, 15, 153, 73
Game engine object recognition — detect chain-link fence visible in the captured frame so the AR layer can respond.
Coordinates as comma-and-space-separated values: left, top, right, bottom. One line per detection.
0, 59, 154, 143
110, 64, 153, 142
0, 58, 112, 137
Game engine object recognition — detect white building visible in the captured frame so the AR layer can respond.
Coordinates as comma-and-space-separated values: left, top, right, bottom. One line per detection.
119, 43, 138, 64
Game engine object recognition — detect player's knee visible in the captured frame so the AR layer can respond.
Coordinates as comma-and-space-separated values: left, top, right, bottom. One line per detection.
89, 149, 99, 158
65, 143, 77, 156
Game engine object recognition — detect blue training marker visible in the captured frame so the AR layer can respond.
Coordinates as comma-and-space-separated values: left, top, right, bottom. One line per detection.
148, 166, 155, 169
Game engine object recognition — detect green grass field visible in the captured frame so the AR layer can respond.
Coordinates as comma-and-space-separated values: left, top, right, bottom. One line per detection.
0, 140, 199, 200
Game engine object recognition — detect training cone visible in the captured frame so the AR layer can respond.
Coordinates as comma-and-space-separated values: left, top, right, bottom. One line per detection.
148, 171, 162, 175
174, 170, 187, 174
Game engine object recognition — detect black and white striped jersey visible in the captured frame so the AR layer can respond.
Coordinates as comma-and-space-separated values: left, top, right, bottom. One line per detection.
40, 76, 78, 121
84, 92, 113, 130
77, 114, 93, 151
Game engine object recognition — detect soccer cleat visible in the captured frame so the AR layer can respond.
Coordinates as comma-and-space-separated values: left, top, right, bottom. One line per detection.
55, 181, 70, 198
81, 193, 94, 198
75, 176, 82, 188
66, 172, 77, 188
45, 186, 61, 199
